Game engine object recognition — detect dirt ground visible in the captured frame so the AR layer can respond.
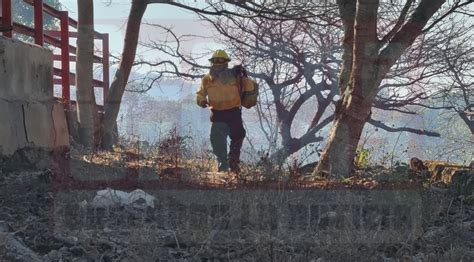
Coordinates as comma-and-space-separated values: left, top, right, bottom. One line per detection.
0, 147, 473, 261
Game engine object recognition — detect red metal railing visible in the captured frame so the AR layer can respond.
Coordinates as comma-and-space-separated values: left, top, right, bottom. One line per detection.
0, 0, 109, 107
1, 0, 12, 37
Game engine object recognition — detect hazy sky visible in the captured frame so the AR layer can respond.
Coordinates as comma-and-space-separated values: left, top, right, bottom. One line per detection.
59, 1, 217, 58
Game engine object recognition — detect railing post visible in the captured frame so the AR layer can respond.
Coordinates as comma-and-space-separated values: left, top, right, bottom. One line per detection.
60, 11, 70, 107
1, 0, 12, 37
34, 0, 44, 45
102, 33, 109, 105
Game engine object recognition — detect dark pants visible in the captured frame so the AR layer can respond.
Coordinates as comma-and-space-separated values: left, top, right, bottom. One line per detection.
210, 107, 246, 172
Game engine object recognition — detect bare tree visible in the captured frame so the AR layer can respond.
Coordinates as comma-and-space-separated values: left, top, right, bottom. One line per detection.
76, 0, 97, 149
101, 0, 472, 174
101, 0, 148, 149
436, 27, 473, 135
136, 2, 447, 164
203, 14, 339, 162
100, 0, 329, 150
314, 0, 473, 177
422, 21, 474, 163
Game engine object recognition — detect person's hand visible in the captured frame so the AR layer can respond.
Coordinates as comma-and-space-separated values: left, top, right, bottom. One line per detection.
199, 100, 208, 108
233, 65, 247, 77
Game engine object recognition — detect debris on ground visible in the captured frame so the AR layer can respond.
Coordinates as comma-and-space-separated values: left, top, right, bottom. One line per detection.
1, 147, 473, 260
89, 188, 156, 209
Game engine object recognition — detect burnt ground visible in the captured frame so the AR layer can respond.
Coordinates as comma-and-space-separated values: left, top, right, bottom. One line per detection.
0, 147, 473, 261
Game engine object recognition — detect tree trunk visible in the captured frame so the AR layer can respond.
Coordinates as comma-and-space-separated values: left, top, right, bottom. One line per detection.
314, 96, 373, 177
336, 0, 356, 94
76, 0, 97, 149
315, 0, 379, 177
458, 111, 474, 136
101, 0, 147, 149
314, 0, 447, 177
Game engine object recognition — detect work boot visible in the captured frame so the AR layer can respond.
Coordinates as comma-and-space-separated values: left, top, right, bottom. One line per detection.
229, 138, 243, 173
218, 161, 230, 172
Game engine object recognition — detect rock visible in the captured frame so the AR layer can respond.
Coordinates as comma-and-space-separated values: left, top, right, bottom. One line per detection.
79, 200, 88, 208
72, 258, 89, 262
69, 245, 86, 256
37, 170, 52, 183
460, 221, 473, 231
381, 256, 396, 262
103, 227, 113, 233
423, 226, 446, 243
424, 253, 437, 261
463, 194, 474, 205
59, 246, 70, 255
96, 238, 117, 250
413, 253, 424, 262
53, 235, 77, 247
460, 230, 474, 243
0, 220, 14, 233
162, 233, 181, 248
449, 170, 473, 196
4, 233, 45, 262
47, 250, 60, 261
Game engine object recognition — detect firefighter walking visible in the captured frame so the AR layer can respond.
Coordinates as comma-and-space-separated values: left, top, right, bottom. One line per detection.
196, 50, 258, 173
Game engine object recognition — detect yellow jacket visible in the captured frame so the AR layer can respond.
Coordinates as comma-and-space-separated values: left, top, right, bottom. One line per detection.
196, 70, 255, 110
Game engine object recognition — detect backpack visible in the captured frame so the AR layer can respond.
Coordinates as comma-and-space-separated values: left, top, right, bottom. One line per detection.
241, 79, 259, 109
233, 65, 258, 109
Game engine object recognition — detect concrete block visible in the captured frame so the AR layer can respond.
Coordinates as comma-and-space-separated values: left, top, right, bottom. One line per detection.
52, 102, 70, 148
0, 36, 67, 156
0, 99, 28, 155
0, 36, 52, 101
23, 102, 54, 148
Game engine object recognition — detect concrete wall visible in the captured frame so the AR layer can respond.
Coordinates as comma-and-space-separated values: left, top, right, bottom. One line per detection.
0, 36, 69, 155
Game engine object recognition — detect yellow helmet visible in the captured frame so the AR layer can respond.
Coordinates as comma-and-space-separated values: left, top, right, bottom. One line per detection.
209, 50, 230, 63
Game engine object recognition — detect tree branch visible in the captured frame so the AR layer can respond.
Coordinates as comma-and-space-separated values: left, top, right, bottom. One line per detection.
336, 0, 356, 94
422, 0, 473, 33
380, 0, 414, 45
378, 0, 447, 77
368, 118, 441, 137
146, 0, 328, 22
